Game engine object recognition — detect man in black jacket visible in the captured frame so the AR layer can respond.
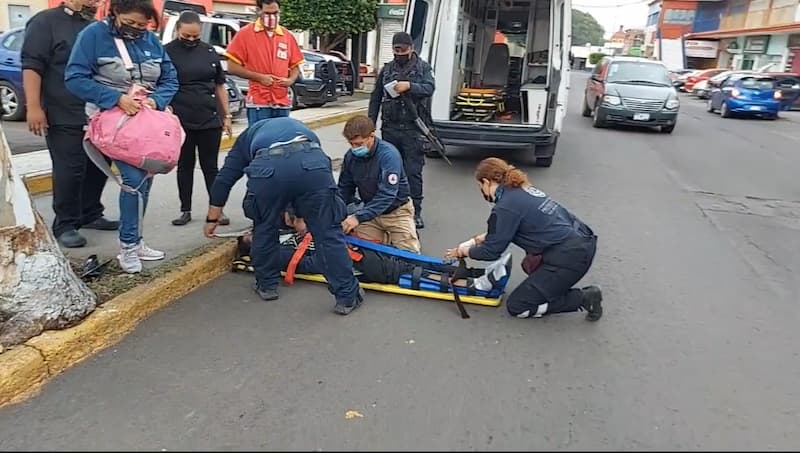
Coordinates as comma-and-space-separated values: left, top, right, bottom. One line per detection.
22, 0, 118, 248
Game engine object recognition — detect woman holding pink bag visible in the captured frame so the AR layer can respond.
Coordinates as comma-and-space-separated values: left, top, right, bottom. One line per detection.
65, 0, 179, 273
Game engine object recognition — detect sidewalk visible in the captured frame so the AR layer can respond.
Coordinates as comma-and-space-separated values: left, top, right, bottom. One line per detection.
11, 99, 369, 195
32, 120, 356, 268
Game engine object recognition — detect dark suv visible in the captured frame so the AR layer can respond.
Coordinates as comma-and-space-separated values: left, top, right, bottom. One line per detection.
228, 49, 355, 109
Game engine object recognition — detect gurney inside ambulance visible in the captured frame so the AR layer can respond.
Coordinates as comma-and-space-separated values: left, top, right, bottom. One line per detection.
450, 0, 551, 127
231, 232, 512, 307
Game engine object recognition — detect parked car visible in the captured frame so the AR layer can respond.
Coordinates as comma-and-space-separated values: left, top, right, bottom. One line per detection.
0, 27, 25, 121
683, 68, 727, 93
670, 69, 695, 89
765, 72, 800, 111
582, 56, 680, 133
706, 73, 781, 119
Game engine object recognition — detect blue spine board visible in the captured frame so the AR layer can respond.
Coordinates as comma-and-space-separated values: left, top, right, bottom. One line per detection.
345, 235, 452, 270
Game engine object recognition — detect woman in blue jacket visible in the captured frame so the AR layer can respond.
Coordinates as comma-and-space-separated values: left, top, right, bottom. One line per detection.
65, 0, 179, 273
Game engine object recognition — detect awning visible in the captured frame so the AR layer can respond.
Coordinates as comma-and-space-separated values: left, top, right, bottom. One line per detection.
685, 23, 800, 40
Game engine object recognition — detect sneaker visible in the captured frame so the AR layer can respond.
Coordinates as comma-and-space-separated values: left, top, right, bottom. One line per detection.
82, 217, 120, 231
117, 242, 142, 274
334, 287, 365, 316
57, 230, 87, 248
414, 216, 425, 229
136, 241, 165, 261
253, 283, 279, 301
581, 285, 603, 321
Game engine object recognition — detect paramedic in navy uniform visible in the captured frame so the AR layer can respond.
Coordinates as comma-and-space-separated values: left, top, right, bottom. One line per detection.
338, 115, 421, 253
446, 157, 604, 321
205, 116, 365, 315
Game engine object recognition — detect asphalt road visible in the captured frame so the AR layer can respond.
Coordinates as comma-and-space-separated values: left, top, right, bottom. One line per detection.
1, 72, 799, 450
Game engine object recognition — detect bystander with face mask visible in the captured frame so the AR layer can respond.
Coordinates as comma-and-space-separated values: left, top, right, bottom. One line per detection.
165, 11, 234, 227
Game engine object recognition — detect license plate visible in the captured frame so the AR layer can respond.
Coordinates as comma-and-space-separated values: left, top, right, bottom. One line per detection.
749, 105, 762, 111
633, 113, 650, 121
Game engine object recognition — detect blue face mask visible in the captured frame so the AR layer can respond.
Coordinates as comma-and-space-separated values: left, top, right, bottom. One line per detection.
351, 145, 369, 157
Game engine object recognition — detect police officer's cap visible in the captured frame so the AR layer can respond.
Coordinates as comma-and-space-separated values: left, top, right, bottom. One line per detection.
392, 32, 413, 48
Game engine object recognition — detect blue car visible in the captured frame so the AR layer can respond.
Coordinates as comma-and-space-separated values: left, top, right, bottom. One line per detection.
0, 27, 25, 121
706, 73, 781, 120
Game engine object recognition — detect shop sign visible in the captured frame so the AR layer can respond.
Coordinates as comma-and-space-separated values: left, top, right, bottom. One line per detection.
743, 35, 770, 53
377, 4, 407, 19
685, 40, 719, 58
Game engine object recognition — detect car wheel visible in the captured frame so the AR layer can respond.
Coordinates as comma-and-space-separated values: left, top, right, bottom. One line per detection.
706, 99, 715, 113
306, 102, 326, 108
591, 103, 606, 128
581, 96, 591, 117
661, 123, 676, 133
720, 101, 731, 118
1, 81, 26, 121
534, 138, 557, 167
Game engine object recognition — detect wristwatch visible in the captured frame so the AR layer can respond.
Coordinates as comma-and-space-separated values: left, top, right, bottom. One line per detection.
223, 114, 233, 119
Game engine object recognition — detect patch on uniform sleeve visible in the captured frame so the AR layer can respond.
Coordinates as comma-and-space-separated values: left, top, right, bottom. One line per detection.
487, 212, 497, 234
387, 173, 399, 185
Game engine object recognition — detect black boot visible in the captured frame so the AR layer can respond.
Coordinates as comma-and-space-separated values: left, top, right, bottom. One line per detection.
581, 285, 603, 321
57, 230, 87, 248
415, 216, 425, 229
172, 212, 191, 226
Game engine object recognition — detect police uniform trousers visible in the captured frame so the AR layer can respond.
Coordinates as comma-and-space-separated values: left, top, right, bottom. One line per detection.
242, 140, 361, 306
506, 230, 597, 318
381, 127, 425, 217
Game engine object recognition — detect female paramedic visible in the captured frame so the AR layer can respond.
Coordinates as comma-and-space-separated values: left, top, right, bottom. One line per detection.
445, 157, 604, 321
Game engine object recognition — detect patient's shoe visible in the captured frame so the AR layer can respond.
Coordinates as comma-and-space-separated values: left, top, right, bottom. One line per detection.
470, 252, 513, 293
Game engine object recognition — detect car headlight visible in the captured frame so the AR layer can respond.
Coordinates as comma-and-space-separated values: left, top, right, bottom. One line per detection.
300, 63, 315, 79
665, 98, 680, 109
603, 95, 621, 106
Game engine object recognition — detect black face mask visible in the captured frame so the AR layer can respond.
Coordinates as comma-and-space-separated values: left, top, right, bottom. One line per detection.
117, 23, 145, 40
394, 54, 410, 65
179, 37, 200, 48
79, 6, 97, 21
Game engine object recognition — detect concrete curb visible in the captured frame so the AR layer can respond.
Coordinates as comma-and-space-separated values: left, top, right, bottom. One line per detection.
1, 109, 364, 408
21, 108, 368, 197
0, 240, 239, 408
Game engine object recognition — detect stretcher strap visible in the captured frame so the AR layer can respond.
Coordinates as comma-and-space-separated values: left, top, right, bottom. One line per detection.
347, 246, 363, 262
439, 273, 450, 293
284, 232, 312, 285
411, 266, 423, 290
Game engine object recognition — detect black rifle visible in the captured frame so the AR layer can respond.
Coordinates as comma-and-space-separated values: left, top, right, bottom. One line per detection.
400, 98, 452, 166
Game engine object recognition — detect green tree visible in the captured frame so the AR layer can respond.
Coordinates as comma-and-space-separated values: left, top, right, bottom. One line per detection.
589, 52, 606, 65
572, 9, 605, 47
280, 0, 378, 52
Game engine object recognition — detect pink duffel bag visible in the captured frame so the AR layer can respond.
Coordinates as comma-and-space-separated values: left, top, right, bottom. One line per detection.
84, 84, 185, 175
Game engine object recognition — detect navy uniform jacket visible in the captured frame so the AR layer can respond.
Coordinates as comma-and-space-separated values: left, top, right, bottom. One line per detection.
209, 117, 321, 207
338, 138, 411, 223
368, 54, 435, 128
469, 186, 589, 261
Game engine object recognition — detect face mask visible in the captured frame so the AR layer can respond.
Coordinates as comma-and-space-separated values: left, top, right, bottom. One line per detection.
79, 6, 97, 20
263, 13, 279, 29
180, 37, 199, 48
118, 23, 145, 40
394, 54, 410, 65
351, 146, 369, 157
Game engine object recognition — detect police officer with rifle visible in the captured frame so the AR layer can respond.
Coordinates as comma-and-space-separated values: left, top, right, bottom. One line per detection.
369, 31, 436, 230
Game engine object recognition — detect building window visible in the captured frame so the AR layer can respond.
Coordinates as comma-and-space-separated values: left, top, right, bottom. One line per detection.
646, 11, 660, 26
664, 9, 696, 24
729, 0, 748, 14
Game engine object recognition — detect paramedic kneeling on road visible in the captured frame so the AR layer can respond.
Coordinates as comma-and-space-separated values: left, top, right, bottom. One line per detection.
205, 117, 364, 315
338, 116, 421, 253
446, 158, 603, 321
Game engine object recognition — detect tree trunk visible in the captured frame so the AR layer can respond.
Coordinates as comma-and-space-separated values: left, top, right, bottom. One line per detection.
319, 32, 349, 53
0, 125, 96, 349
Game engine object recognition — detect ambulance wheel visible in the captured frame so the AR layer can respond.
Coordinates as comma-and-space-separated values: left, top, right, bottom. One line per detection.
535, 157, 553, 167
534, 138, 557, 167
